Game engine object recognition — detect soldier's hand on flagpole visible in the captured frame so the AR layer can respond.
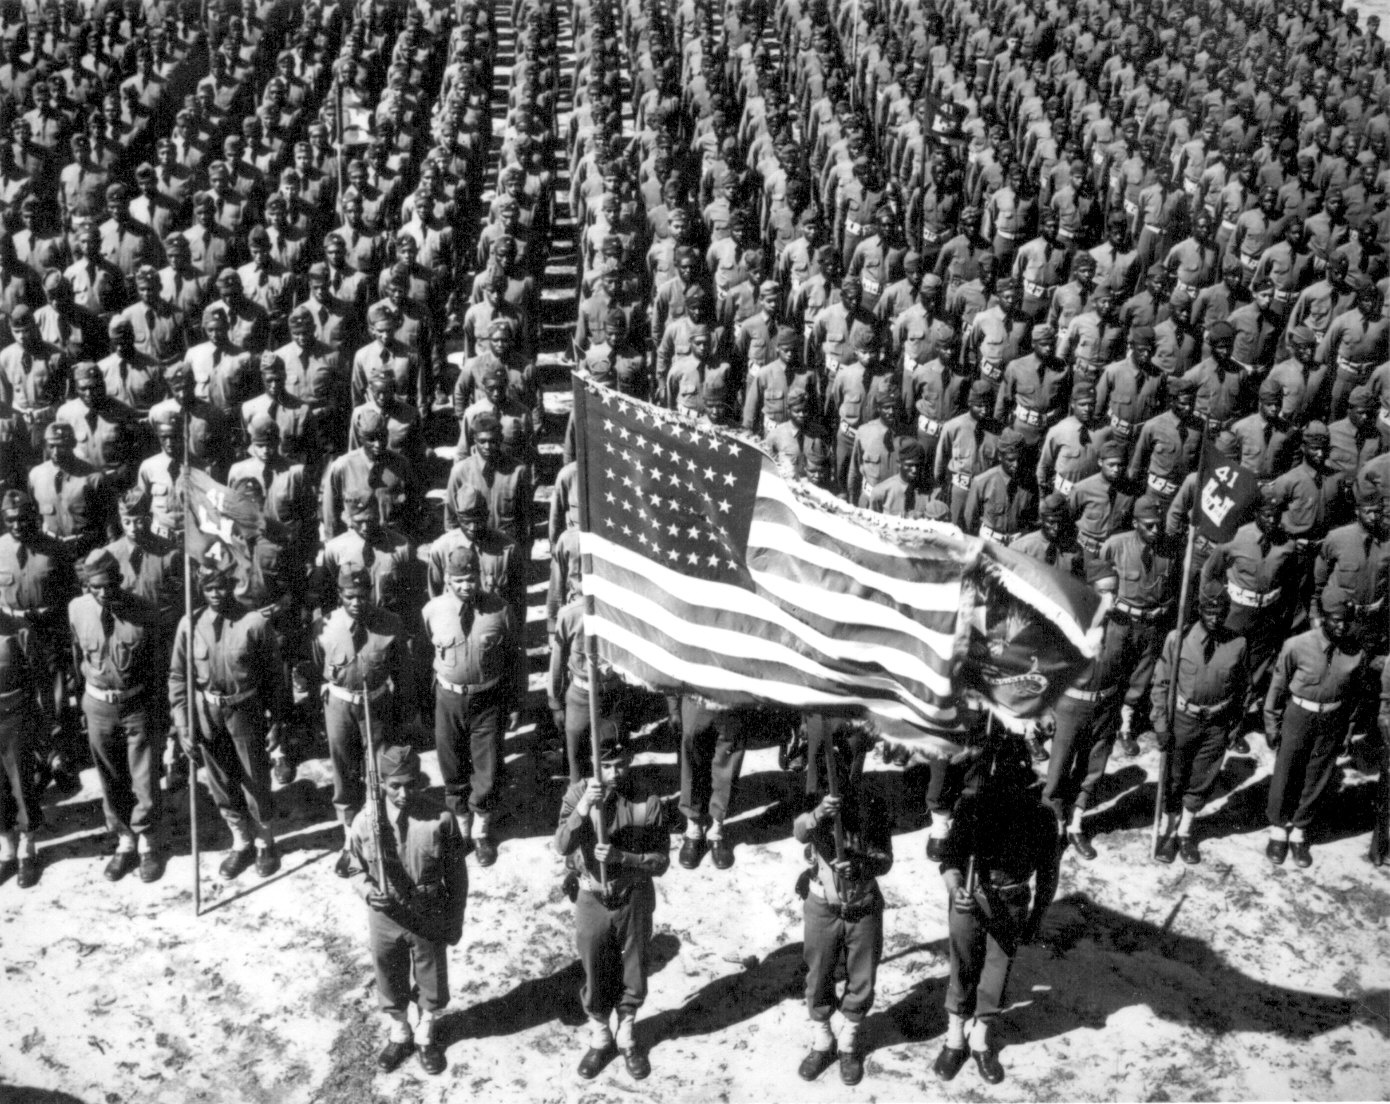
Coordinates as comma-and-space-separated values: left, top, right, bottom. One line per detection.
575, 777, 603, 816
814, 794, 841, 824
951, 886, 978, 915
366, 888, 392, 910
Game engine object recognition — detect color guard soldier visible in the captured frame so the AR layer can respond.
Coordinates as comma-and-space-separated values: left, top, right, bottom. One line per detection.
1151, 578, 1250, 865
169, 554, 284, 880
420, 546, 520, 868
69, 548, 166, 883
935, 743, 1061, 1087
308, 565, 414, 878
554, 730, 669, 1082
793, 727, 892, 1087
346, 744, 467, 1077
1263, 585, 1367, 869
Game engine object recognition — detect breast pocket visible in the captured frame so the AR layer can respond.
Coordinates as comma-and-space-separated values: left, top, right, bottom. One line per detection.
111, 639, 135, 675
432, 631, 465, 663
192, 635, 214, 682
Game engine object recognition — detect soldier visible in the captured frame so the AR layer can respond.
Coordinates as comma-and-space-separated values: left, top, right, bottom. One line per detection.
934, 380, 1001, 528
420, 546, 520, 868
28, 420, 109, 560
0, 606, 51, 889
308, 566, 414, 878
1043, 561, 1125, 857
0, 490, 78, 793
169, 554, 284, 880
1263, 585, 1366, 869
69, 548, 165, 883
964, 428, 1037, 544
1013, 493, 1086, 579
319, 493, 417, 623
1104, 495, 1179, 758
227, 415, 314, 564
1151, 578, 1250, 865
426, 487, 524, 632
554, 729, 669, 1082
345, 744, 467, 1077
935, 741, 1060, 1087
444, 412, 534, 559
1127, 376, 1201, 503
320, 408, 425, 541
1067, 437, 1136, 559
793, 727, 892, 1087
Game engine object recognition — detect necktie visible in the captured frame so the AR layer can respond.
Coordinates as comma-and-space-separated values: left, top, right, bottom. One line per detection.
15, 545, 26, 568
100, 607, 114, 637
129, 545, 143, 574
213, 613, 224, 642
1202, 627, 1217, 663
350, 619, 367, 652
54, 469, 65, 493
361, 540, 375, 568
267, 400, 279, 423
1045, 543, 1058, 565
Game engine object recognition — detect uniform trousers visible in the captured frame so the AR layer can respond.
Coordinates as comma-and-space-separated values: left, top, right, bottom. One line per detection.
85, 694, 162, 840
575, 879, 655, 1023
435, 681, 505, 818
195, 698, 275, 834
678, 700, 745, 827
803, 890, 883, 1024
1267, 703, 1348, 830
324, 693, 390, 818
0, 708, 41, 833
1113, 615, 1164, 712
369, 908, 450, 1015
1164, 712, 1233, 814
945, 882, 1031, 1022
1043, 690, 1121, 817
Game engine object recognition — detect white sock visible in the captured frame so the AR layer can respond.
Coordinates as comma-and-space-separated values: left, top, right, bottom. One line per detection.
1269, 825, 1289, 841
386, 1013, 411, 1043
18, 832, 36, 859
136, 834, 155, 856
1177, 809, 1196, 837
837, 1018, 860, 1054
588, 1018, 613, 1049
1069, 807, 1084, 833
810, 1018, 834, 1052
685, 821, 703, 841
616, 1014, 636, 1050
0, 831, 15, 861
946, 1012, 966, 1049
707, 820, 723, 841
1288, 826, 1306, 843
473, 814, 489, 839
969, 1017, 990, 1051
229, 822, 253, 850
115, 832, 136, 854
414, 1009, 438, 1046
928, 815, 951, 839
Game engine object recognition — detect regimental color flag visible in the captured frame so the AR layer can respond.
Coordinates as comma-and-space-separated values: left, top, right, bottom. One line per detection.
1195, 441, 1260, 545
184, 466, 264, 565
571, 377, 1100, 751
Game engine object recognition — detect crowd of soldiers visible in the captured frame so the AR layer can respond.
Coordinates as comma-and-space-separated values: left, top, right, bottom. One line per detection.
1, 0, 1389, 1090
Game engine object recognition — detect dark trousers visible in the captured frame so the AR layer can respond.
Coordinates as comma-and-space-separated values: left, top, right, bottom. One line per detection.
368, 908, 449, 1014
435, 682, 504, 817
324, 694, 391, 816
196, 699, 275, 832
1165, 712, 1232, 814
575, 879, 655, 1022
0, 712, 41, 834
678, 701, 745, 826
1114, 617, 1163, 712
1043, 691, 1120, 817
803, 891, 883, 1023
945, 883, 1031, 1021
1267, 704, 1347, 830
564, 682, 623, 785
85, 695, 162, 840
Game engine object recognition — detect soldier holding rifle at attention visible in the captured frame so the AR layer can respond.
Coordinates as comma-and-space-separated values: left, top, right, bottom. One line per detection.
346, 743, 468, 1077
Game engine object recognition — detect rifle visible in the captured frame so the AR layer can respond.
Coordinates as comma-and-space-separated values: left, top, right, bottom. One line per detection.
361, 678, 388, 893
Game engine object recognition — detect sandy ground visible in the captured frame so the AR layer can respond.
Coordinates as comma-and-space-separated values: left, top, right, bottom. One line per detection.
2, 711, 1388, 1104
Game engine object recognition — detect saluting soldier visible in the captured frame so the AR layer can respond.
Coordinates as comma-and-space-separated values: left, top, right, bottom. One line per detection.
169, 553, 284, 881
1263, 585, 1366, 870
69, 548, 166, 883
1151, 578, 1250, 865
308, 565, 414, 878
420, 546, 520, 868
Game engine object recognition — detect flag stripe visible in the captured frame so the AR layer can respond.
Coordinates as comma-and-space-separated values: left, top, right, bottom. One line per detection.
585, 537, 957, 700
586, 613, 959, 726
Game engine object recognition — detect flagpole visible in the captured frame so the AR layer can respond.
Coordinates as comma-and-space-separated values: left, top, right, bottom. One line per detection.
571, 375, 608, 893
1154, 431, 1205, 858
825, 721, 845, 863
183, 403, 200, 915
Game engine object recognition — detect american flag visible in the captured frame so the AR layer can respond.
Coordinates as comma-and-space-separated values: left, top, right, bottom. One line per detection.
572, 378, 1099, 748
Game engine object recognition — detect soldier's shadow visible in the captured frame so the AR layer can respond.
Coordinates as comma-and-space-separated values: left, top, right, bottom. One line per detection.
435, 932, 682, 1044
643, 942, 807, 1052
999, 892, 1389, 1049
